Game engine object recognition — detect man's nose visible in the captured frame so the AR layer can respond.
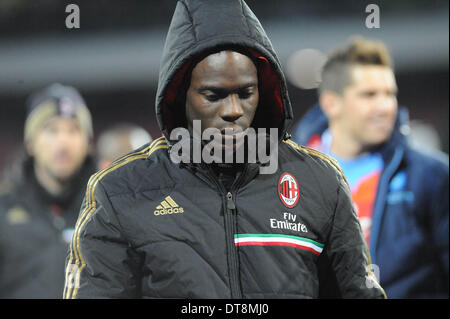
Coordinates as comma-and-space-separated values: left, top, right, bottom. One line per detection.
220, 94, 244, 122
376, 93, 397, 114
54, 130, 74, 148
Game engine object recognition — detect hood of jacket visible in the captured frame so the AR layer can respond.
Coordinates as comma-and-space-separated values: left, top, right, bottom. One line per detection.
293, 103, 410, 161
155, 0, 293, 146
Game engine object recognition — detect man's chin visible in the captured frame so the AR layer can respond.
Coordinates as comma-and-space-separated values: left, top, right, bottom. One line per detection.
362, 135, 391, 151
202, 138, 247, 164
49, 167, 79, 182
209, 137, 246, 151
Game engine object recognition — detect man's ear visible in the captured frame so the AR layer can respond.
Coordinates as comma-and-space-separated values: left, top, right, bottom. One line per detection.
25, 140, 34, 156
87, 141, 95, 156
319, 91, 342, 120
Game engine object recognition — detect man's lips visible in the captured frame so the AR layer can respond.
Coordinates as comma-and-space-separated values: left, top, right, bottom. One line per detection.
220, 126, 244, 134
193, 127, 250, 145
218, 128, 246, 142
53, 152, 72, 163
368, 119, 391, 131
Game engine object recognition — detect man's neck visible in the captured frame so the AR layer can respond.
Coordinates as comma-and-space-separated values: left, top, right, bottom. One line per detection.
327, 126, 367, 160
34, 164, 67, 197
212, 163, 244, 192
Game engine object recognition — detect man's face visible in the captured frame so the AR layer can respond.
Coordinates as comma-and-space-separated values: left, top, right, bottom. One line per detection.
335, 65, 398, 149
185, 51, 259, 151
29, 117, 89, 181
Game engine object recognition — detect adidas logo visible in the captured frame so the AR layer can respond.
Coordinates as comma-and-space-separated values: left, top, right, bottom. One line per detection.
154, 196, 184, 216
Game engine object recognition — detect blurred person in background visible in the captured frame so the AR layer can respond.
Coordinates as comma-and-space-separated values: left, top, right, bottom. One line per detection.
97, 123, 153, 169
0, 83, 97, 298
292, 37, 449, 298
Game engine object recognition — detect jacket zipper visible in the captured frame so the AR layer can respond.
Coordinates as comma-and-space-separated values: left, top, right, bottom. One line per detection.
204, 165, 247, 299
225, 191, 242, 298
370, 148, 404, 263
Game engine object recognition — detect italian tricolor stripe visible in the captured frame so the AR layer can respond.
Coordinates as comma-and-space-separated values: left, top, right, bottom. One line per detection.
234, 234, 324, 255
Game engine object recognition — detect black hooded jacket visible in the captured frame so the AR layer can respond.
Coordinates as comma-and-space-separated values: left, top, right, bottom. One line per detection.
64, 0, 385, 299
0, 156, 97, 298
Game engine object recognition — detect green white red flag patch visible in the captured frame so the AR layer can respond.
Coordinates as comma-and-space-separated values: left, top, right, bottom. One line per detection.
234, 234, 324, 255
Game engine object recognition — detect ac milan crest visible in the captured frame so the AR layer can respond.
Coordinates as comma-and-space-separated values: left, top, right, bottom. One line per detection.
278, 173, 300, 208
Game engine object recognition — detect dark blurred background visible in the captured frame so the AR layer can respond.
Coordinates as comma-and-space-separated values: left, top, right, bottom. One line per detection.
0, 0, 448, 172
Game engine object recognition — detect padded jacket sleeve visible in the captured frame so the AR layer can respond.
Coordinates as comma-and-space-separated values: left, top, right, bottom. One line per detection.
322, 175, 387, 299
429, 162, 449, 285
63, 180, 142, 299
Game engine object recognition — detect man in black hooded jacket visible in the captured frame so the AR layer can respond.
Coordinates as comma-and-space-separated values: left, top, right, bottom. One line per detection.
64, 0, 386, 299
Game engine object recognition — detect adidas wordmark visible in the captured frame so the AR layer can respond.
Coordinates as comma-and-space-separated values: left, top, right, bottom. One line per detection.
154, 196, 184, 216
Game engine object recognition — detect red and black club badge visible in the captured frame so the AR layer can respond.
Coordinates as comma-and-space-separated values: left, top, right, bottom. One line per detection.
278, 172, 300, 208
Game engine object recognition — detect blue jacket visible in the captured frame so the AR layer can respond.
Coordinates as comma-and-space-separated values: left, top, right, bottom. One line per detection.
292, 104, 449, 298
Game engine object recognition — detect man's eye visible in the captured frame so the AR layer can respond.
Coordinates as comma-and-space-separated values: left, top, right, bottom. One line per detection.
387, 91, 397, 98
239, 91, 252, 99
44, 125, 59, 135
361, 91, 376, 98
205, 94, 220, 102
